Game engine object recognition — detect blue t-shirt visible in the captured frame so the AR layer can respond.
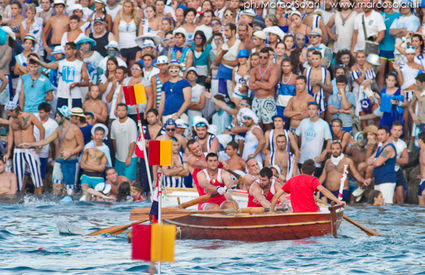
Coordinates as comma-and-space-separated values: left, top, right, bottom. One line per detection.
162, 79, 191, 116
380, 11, 401, 52
22, 74, 53, 113
328, 92, 356, 128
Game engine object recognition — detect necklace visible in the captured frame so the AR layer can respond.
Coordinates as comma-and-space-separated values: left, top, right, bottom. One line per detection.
282, 72, 293, 85
258, 63, 270, 81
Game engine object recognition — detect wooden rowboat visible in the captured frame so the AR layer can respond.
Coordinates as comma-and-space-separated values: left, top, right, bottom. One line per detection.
161, 204, 344, 242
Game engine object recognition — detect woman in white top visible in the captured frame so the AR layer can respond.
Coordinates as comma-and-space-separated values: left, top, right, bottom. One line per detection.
181, 8, 198, 46
90, 0, 113, 32
100, 57, 118, 113
231, 49, 250, 105
19, 4, 44, 56
139, 5, 161, 36
113, 0, 140, 68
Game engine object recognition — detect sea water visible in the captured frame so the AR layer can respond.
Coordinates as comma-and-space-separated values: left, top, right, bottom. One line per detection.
1, 197, 424, 274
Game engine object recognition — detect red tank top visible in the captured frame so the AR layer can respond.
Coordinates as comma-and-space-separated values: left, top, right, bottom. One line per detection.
194, 168, 226, 206
247, 180, 276, 207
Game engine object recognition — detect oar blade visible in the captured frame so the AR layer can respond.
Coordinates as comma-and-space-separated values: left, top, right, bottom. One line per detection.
88, 218, 149, 236
343, 215, 380, 236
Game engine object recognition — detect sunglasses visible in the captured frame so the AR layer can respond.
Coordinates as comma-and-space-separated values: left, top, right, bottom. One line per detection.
166, 128, 176, 132
131, 67, 141, 71
240, 103, 249, 107
309, 35, 320, 38
211, 22, 220, 26
196, 122, 207, 127
259, 56, 269, 59
194, 36, 203, 40
242, 116, 252, 120
332, 139, 342, 144
169, 68, 179, 73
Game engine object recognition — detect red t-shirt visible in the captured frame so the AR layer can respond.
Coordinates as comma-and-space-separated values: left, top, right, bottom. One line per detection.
282, 174, 321, 213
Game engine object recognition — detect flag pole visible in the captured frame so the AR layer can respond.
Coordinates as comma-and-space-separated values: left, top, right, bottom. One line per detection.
338, 165, 348, 201
157, 167, 163, 275
135, 105, 154, 197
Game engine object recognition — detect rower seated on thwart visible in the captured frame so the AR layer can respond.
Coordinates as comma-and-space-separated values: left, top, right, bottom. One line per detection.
195, 152, 238, 210
270, 159, 346, 213
248, 167, 290, 211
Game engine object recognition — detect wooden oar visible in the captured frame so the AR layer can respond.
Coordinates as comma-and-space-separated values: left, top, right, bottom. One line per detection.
88, 193, 217, 236
343, 215, 380, 236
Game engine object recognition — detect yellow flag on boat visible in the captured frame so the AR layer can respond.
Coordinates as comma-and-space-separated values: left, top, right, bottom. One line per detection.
132, 223, 176, 262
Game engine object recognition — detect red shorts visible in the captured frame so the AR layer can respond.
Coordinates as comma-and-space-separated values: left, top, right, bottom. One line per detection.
198, 194, 227, 210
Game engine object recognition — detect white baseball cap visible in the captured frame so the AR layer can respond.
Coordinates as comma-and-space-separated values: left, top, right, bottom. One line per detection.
156, 55, 169, 65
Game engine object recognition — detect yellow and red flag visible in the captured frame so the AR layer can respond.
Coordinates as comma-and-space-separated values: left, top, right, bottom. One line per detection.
148, 140, 172, 166
123, 84, 147, 106
131, 223, 175, 262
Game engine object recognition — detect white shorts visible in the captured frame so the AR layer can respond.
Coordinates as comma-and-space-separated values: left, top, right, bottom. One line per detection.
374, 182, 396, 204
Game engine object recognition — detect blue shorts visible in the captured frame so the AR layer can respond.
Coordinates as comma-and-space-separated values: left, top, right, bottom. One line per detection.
395, 168, 407, 189
379, 50, 394, 61
81, 174, 104, 189
418, 179, 425, 196
342, 126, 352, 134
120, 46, 139, 61
40, 157, 47, 179
56, 158, 78, 188
115, 157, 137, 183
331, 189, 351, 203
56, 97, 82, 109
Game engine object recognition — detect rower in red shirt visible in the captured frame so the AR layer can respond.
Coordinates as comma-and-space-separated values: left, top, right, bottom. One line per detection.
195, 152, 237, 210
270, 159, 346, 213
248, 167, 283, 208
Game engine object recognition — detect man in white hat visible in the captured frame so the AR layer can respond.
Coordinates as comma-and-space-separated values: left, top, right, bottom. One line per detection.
134, 39, 157, 64
307, 28, 332, 68
42, 0, 69, 56
240, 108, 264, 164
192, 116, 220, 153
150, 55, 170, 109
238, 9, 256, 25
5, 101, 45, 195
252, 30, 266, 53
168, 28, 193, 75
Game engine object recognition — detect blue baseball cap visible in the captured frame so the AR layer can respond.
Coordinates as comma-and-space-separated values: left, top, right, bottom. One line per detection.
237, 49, 249, 58
164, 118, 176, 127
272, 114, 285, 121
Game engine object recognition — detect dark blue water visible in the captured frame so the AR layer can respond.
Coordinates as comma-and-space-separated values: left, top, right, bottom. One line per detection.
1, 196, 425, 274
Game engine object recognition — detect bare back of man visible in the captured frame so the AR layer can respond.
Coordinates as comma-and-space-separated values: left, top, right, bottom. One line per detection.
83, 99, 108, 124
0, 171, 17, 195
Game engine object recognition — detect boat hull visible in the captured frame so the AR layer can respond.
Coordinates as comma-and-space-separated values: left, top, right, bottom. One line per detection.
164, 205, 344, 242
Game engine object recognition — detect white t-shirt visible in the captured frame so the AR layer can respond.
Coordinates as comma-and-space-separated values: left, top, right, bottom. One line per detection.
296, 118, 332, 167
392, 139, 407, 171
106, 4, 122, 22
34, 115, 58, 158
353, 11, 386, 52
187, 83, 204, 125
111, 117, 138, 161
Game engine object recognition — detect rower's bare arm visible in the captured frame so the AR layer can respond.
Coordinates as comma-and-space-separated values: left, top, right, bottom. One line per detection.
270, 189, 285, 212
251, 185, 271, 208
197, 172, 216, 194
187, 155, 207, 170
221, 170, 236, 189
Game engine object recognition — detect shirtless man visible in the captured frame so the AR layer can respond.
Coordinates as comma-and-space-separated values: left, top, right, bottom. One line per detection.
248, 167, 283, 208
249, 48, 280, 130
0, 158, 17, 195
5, 101, 45, 195
105, 167, 130, 197
303, 51, 332, 114
411, 73, 425, 133
21, 105, 84, 195
224, 141, 246, 172
162, 138, 189, 188
193, 118, 219, 153
240, 157, 261, 191
263, 115, 299, 160
417, 132, 425, 205
237, 23, 254, 52
83, 85, 108, 124
80, 126, 108, 199
195, 152, 236, 210
184, 139, 207, 176
265, 134, 296, 181
284, 76, 315, 131
42, 0, 69, 55
319, 141, 368, 203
